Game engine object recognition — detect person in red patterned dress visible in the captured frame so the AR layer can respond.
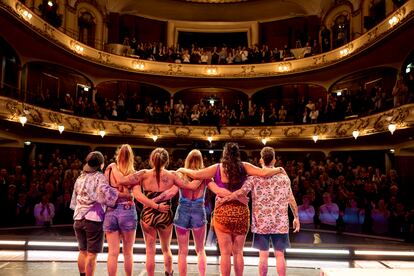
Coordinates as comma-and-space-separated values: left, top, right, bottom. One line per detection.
224, 147, 300, 276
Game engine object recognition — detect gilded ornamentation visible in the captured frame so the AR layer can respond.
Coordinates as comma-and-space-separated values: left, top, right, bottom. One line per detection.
229, 128, 246, 138
283, 127, 304, 137
6, 101, 19, 116
259, 128, 272, 137
27, 107, 43, 123
167, 64, 182, 75
313, 55, 326, 65
314, 125, 329, 135
241, 65, 255, 75
92, 120, 105, 130
147, 125, 160, 135
114, 123, 134, 135
335, 122, 354, 136
98, 52, 111, 63
49, 112, 63, 124
174, 126, 191, 137
65, 117, 82, 131
43, 23, 55, 38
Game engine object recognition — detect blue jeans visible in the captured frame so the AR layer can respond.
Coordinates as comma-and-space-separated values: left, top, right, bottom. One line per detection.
252, 233, 290, 251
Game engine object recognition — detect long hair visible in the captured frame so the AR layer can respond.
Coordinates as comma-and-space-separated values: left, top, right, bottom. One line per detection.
185, 149, 204, 170
149, 148, 169, 186
115, 144, 135, 175
221, 142, 245, 191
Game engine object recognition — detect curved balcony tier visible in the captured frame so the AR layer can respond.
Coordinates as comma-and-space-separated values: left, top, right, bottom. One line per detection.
1, 96, 413, 150
0, 0, 413, 80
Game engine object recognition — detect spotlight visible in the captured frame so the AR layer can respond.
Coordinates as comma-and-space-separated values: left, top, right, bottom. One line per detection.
388, 123, 397, 135
58, 125, 65, 134
19, 115, 27, 126
152, 135, 158, 142
352, 130, 359, 139
312, 135, 318, 143
99, 130, 106, 138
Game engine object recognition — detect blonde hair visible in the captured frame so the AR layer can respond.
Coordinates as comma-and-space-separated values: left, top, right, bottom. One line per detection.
184, 150, 204, 170
115, 144, 135, 175
149, 148, 169, 185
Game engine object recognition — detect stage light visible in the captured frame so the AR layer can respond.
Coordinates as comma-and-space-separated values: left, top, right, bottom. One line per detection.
312, 134, 318, 143
207, 136, 213, 143
286, 248, 349, 255
0, 240, 26, 245
19, 115, 27, 126
388, 123, 397, 134
99, 130, 105, 138
152, 135, 158, 142
58, 125, 64, 134
209, 150, 214, 154
354, 250, 414, 256
352, 130, 359, 139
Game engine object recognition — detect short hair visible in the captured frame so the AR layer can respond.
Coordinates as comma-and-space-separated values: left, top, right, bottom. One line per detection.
260, 147, 275, 166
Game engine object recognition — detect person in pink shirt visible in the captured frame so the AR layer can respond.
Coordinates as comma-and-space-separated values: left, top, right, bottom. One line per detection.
225, 147, 300, 276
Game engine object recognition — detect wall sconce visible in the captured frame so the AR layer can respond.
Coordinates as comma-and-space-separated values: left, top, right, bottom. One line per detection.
70, 41, 84, 54
207, 136, 213, 143
339, 44, 353, 57
148, 125, 160, 142
261, 137, 268, 145
152, 135, 158, 142
133, 61, 145, 70
389, 16, 399, 27
99, 130, 106, 138
388, 123, 397, 135
58, 125, 65, 134
206, 66, 218, 75
19, 114, 27, 126
16, 3, 33, 21
312, 134, 319, 143
47, 1, 54, 7
352, 130, 359, 139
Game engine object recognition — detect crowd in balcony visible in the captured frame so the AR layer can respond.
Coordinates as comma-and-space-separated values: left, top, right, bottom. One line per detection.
0, 145, 413, 242
123, 38, 317, 64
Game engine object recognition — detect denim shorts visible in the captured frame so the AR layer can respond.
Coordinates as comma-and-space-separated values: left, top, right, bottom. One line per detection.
173, 197, 207, 230
252, 233, 290, 251
103, 203, 137, 232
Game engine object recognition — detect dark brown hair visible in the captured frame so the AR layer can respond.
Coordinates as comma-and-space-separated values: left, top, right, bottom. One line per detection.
221, 142, 245, 191
149, 148, 169, 186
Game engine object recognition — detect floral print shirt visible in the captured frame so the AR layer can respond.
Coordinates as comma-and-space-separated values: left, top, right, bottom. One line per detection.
70, 171, 119, 222
242, 173, 292, 234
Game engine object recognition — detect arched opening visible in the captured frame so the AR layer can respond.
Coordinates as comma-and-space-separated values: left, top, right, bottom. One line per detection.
252, 84, 327, 124
0, 36, 21, 99
78, 11, 96, 47
95, 81, 170, 122
329, 67, 398, 118
333, 13, 350, 49
25, 62, 93, 113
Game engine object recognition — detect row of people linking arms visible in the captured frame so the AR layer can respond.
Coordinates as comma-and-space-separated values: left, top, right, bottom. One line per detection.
70, 143, 300, 276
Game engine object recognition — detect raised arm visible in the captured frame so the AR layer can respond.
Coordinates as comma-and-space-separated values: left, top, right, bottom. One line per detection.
105, 163, 144, 187
177, 164, 217, 180
132, 185, 169, 213
242, 162, 286, 177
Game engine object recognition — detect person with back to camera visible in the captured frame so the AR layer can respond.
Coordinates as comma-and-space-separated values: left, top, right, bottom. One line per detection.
178, 142, 286, 276
109, 147, 202, 276
70, 151, 132, 276
223, 146, 299, 276
152, 149, 232, 276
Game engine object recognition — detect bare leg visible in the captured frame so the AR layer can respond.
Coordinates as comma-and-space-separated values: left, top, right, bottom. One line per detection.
85, 252, 97, 276
258, 250, 269, 276
121, 230, 136, 276
106, 231, 120, 276
192, 226, 207, 276
275, 250, 286, 276
158, 224, 174, 274
77, 250, 87, 274
232, 234, 246, 276
215, 229, 233, 276
141, 221, 157, 276
176, 226, 190, 276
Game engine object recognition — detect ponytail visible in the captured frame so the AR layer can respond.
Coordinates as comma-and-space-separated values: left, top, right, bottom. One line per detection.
149, 148, 169, 188
154, 152, 161, 186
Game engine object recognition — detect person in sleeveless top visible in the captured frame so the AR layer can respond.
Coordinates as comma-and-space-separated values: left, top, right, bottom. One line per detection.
108, 147, 200, 276
178, 142, 286, 276
102, 145, 137, 276
153, 150, 231, 276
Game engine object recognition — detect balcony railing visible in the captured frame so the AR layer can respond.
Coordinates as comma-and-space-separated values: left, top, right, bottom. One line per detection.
1, 95, 412, 143
1, 0, 413, 78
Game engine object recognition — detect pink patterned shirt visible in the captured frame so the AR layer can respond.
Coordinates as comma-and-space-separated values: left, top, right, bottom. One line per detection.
242, 173, 292, 234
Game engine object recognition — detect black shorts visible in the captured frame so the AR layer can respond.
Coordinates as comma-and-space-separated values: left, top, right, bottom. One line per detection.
73, 219, 104, 253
